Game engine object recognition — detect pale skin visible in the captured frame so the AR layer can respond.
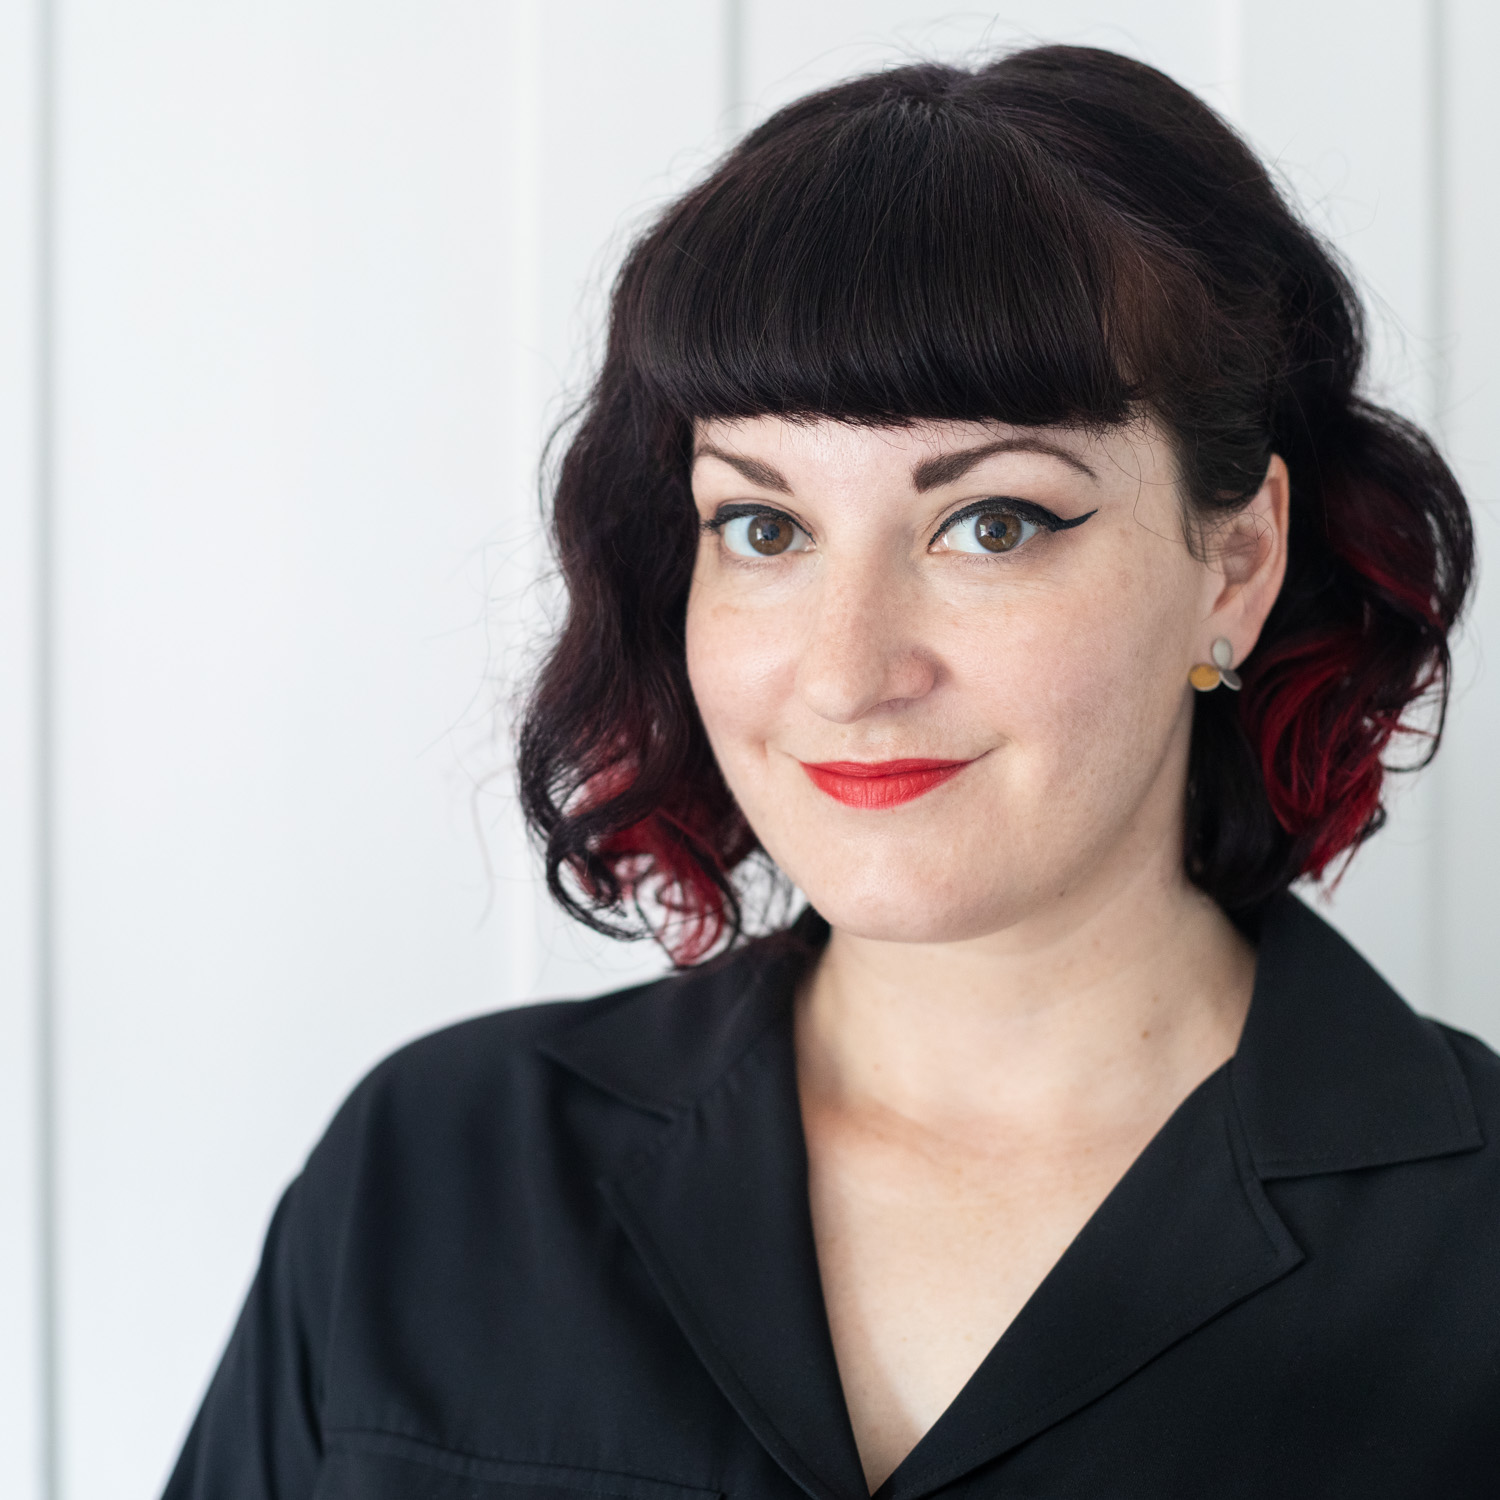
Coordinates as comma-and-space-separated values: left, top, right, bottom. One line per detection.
684, 415, 1291, 1492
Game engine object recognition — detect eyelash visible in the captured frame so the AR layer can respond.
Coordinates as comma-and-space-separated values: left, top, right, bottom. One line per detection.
702, 499, 1095, 555
700, 504, 795, 536
928, 498, 1095, 550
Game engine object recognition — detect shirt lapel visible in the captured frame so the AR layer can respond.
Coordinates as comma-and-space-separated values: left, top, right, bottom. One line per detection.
876, 893, 1485, 1497
1230, 894, 1482, 1176
542, 934, 870, 1500
876, 1066, 1301, 1499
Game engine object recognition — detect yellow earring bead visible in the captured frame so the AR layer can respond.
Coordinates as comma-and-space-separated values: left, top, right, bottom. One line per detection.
1190, 638, 1241, 692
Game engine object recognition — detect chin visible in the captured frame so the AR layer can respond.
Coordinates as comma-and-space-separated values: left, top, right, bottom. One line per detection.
790, 859, 1029, 946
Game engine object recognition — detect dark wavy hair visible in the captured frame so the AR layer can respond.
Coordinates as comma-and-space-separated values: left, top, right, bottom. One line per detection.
518, 44, 1473, 964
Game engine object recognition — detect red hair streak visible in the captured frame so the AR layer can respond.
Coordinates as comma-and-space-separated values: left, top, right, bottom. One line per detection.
593, 811, 731, 966
1244, 468, 1451, 883
573, 756, 753, 965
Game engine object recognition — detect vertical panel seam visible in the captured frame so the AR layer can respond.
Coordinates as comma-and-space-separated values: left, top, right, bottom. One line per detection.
506, 0, 543, 1002
723, 0, 745, 141
1428, 0, 1450, 1017
1429, 0, 1450, 437
32, 0, 57, 1495
1215, 0, 1244, 126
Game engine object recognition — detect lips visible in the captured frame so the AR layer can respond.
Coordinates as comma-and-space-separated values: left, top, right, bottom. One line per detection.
799, 758, 972, 809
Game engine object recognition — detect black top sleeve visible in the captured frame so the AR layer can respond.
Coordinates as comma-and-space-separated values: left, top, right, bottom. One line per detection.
161, 1068, 372, 1500
161, 1177, 321, 1500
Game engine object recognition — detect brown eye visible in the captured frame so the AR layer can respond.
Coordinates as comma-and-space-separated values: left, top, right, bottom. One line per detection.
937, 506, 1040, 555
974, 511, 1024, 551
748, 516, 791, 554
720, 512, 808, 557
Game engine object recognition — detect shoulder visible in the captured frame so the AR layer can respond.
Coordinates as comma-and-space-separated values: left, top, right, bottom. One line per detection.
1227, 896, 1500, 1198
305, 978, 675, 1179
296, 933, 804, 1200
268, 980, 682, 1302
1435, 1020, 1500, 1137
264, 941, 803, 1339
361, 983, 657, 1102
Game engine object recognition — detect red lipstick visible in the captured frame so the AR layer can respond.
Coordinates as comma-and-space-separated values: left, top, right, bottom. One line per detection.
800, 758, 971, 809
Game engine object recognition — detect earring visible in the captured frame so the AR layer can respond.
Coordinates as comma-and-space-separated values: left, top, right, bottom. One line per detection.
1189, 637, 1241, 692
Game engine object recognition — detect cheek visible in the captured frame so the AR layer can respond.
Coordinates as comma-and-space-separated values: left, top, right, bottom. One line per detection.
954, 549, 1197, 789
684, 572, 795, 758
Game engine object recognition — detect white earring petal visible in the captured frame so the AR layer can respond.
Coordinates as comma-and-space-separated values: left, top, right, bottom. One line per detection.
1211, 637, 1234, 669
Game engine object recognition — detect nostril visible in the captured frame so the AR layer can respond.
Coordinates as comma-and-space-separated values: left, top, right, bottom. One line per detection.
795, 635, 938, 722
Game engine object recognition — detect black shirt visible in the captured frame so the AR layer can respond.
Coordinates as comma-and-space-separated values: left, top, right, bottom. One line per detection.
164, 896, 1500, 1499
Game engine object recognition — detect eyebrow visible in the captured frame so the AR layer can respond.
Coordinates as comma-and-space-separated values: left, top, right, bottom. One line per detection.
912, 439, 1098, 491
692, 445, 793, 494
693, 435, 1099, 496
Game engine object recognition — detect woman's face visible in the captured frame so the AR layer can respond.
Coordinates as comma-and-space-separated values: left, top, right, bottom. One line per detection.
685, 416, 1282, 944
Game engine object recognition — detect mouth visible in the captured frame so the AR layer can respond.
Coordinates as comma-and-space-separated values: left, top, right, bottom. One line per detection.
799, 757, 973, 810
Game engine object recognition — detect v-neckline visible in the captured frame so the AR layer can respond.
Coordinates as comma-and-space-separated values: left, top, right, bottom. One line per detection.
594, 968, 1300, 1500
866, 1060, 1293, 1498
806, 1054, 1257, 1495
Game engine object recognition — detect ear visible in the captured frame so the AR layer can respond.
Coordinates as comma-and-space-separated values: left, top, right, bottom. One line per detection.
1199, 454, 1290, 666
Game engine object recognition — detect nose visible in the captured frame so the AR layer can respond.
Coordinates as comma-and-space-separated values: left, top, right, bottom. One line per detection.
793, 564, 938, 724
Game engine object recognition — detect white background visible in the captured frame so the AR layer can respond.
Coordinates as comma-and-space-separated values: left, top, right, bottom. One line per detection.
3, 4, 1499, 1497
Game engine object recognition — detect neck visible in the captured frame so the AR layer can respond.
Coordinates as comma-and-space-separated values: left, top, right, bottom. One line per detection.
798, 856, 1254, 1138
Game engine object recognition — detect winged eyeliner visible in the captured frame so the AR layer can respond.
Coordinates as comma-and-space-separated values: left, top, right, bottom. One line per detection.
701, 499, 1098, 546
928, 498, 1098, 548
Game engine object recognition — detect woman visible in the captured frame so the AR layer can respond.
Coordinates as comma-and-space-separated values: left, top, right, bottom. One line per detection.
166, 45, 1498, 1499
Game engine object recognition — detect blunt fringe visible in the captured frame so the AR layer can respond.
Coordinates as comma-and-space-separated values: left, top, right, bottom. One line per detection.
518, 44, 1473, 963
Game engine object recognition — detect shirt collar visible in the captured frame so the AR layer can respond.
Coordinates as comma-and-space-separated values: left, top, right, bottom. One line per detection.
543, 892, 1483, 1179
539, 893, 1483, 1500
1229, 893, 1481, 1176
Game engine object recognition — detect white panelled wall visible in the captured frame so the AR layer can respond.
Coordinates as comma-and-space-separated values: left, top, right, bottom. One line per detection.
2, 4, 1497, 1498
